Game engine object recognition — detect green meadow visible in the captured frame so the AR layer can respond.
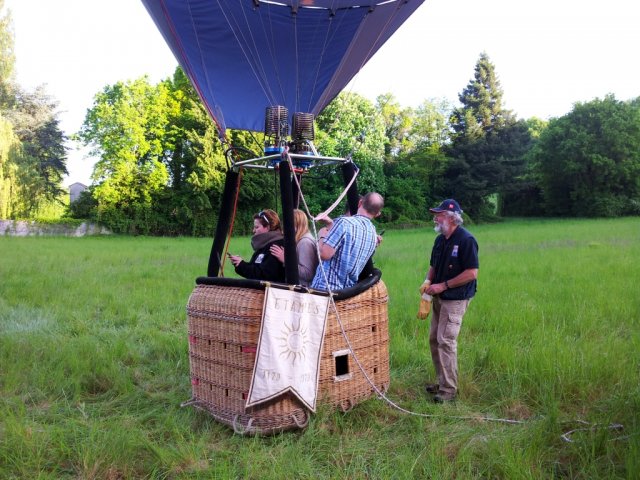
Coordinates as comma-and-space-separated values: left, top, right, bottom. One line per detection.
1, 217, 639, 479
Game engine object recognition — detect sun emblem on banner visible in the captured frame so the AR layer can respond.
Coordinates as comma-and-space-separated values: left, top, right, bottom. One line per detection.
278, 316, 308, 364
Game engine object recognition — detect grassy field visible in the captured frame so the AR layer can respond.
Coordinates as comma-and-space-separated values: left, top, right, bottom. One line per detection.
1, 217, 639, 479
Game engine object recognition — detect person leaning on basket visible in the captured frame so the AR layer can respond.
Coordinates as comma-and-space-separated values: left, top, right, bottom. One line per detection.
229, 209, 285, 282
269, 209, 319, 287
420, 199, 478, 404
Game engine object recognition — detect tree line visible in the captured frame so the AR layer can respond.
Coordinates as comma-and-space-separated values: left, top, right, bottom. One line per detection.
72, 54, 639, 235
2, 1, 639, 233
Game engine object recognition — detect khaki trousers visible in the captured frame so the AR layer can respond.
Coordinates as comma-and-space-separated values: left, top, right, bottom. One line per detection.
429, 297, 470, 394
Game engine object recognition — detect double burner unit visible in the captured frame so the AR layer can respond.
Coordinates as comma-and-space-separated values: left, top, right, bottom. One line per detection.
229, 106, 345, 172
264, 106, 315, 162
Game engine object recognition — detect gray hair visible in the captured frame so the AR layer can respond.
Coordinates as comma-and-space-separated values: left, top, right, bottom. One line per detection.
445, 210, 464, 226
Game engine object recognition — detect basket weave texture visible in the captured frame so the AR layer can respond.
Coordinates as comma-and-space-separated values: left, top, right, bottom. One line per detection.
186, 281, 389, 434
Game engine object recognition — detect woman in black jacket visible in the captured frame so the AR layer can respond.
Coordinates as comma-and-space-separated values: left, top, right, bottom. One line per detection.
229, 209, 285, 282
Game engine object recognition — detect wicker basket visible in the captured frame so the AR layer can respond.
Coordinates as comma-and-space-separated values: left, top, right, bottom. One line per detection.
185, 280, 389, 434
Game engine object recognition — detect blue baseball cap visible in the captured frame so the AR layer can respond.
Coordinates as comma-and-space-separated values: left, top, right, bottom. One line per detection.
429, 199, 462, 214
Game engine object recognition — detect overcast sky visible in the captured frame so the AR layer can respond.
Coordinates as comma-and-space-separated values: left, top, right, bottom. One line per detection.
6, 0, 640, 185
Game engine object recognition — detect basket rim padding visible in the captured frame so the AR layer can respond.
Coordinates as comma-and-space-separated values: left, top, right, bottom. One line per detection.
195, 268, 382, 300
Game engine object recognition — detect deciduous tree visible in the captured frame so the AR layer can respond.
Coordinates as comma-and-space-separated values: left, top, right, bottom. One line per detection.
532, 95, 640, 216
309, 93, 386, 214
0, 0, 15, 107
79, 77, 171, 233
376, 93, 413, 159
381, 97, 451, 223
0, 1, 17, 217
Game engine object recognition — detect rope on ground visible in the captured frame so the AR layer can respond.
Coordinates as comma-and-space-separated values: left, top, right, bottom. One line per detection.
560, 421, 626, 443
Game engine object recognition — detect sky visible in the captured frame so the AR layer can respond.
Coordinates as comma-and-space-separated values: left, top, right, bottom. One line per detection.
5, 0, 640, 186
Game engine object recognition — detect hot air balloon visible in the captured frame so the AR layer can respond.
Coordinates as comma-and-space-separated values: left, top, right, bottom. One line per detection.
141, 0, 424, 433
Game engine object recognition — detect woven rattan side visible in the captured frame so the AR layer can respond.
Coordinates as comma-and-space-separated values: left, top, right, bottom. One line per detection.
186, 280, 390, 434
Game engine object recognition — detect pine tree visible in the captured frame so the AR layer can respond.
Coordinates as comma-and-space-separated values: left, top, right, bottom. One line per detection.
450, 52, 508, 138
443, 52, 531, 220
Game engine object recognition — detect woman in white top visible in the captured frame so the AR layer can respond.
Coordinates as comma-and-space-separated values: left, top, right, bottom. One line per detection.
270, 209, 319, 286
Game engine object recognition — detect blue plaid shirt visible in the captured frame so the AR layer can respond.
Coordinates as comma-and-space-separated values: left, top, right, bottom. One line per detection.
311, 215, 377, 291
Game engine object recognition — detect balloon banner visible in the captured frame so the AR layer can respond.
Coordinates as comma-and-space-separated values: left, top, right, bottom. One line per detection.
246, 287, 330, 411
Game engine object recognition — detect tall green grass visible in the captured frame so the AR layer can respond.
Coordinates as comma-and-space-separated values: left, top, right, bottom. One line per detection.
1, 218, 639, 478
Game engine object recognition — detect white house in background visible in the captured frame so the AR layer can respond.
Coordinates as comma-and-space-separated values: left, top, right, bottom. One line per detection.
69, 182, 87, 203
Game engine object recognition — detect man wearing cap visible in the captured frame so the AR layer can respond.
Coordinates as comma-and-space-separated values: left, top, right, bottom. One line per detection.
420, 199, 479, 403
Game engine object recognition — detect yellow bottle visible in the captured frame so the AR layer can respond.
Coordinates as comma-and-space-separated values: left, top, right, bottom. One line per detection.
417, 281, 432, 319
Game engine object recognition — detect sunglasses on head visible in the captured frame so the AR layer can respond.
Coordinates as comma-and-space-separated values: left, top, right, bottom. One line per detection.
258, 211, 270, 225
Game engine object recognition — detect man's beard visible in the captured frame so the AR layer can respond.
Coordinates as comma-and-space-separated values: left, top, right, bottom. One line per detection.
434, 222, 450, 236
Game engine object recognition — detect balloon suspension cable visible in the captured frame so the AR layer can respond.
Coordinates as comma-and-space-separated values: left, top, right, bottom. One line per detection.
309, 97, 371, 176
332, 0, 406, 109
318, 0, 406, 138
247, 130, 267, 156
215, 0, 277, 105
284, 154, 624, 439
220, 167, 244, 276
224, 145, 261, 171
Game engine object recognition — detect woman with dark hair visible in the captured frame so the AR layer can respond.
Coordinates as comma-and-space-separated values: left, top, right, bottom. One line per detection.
228, 209, 285, 282
270, 209, 318, 286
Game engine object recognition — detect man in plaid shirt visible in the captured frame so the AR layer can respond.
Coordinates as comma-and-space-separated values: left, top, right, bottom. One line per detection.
311, 192, 384, 291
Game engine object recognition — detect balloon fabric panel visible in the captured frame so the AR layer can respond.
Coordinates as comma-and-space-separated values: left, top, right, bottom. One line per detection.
141, 0, 425, 133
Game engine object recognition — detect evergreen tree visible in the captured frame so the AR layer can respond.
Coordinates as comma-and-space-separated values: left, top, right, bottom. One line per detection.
450, 52, 508, 137
443, 52, 531, 220
9, 87, 68, 208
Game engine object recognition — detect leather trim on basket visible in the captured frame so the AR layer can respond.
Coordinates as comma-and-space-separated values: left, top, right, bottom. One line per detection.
195, 268, 382, 301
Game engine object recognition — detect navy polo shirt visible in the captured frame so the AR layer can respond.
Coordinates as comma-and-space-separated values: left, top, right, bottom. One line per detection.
430, 226, 479, 300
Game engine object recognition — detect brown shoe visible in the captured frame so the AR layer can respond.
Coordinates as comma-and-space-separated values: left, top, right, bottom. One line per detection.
433, 392, 456, 403
425, 383, 439, 394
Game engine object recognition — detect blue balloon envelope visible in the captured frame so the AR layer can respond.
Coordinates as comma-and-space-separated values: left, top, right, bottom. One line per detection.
141, 0, 425, 135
